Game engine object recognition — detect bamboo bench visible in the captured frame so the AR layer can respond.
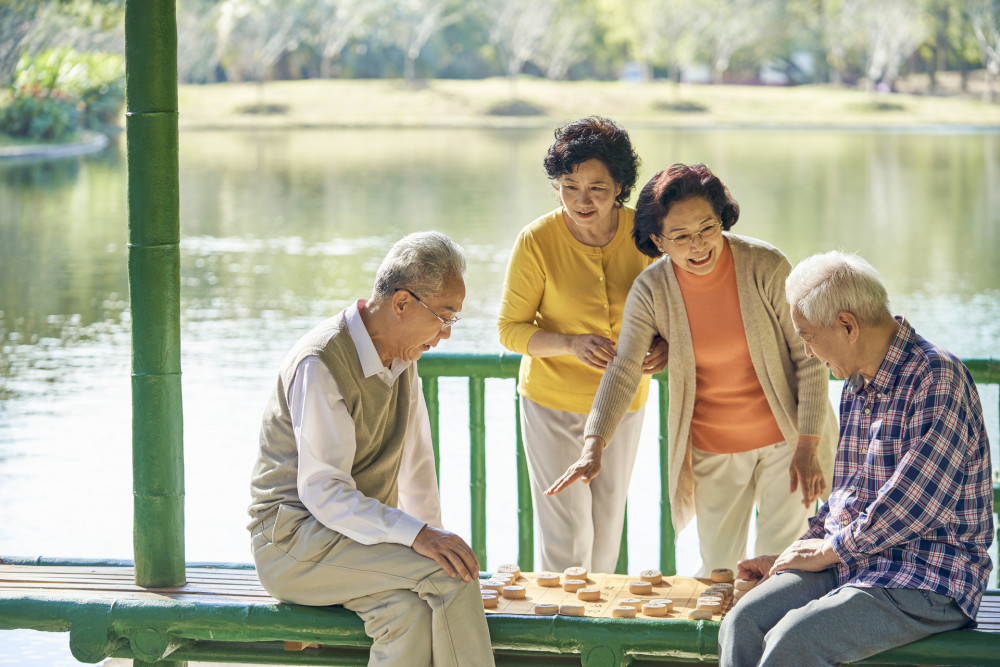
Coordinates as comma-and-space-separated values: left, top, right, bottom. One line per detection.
2, 558, 1000, 666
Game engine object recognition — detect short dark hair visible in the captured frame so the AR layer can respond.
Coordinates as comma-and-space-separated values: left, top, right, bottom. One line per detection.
543, 116, 639, 207
632, 163, 740, 258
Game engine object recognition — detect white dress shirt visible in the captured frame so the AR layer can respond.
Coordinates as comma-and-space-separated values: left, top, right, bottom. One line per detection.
288, 300, 442, 547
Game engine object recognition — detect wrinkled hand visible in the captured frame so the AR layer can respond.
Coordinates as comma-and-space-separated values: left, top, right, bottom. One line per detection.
544, 437, 605, 495
642, 336, 668, 374
570, 334, 616, 370
768, 538, 840, 577
412, 525, 480, 582
737, 555, 778, 586
789, 436, 825, 507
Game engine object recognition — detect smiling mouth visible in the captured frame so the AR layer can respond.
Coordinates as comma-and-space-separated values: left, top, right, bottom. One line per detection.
689, 250, 713, 266
576, 209, 597, 218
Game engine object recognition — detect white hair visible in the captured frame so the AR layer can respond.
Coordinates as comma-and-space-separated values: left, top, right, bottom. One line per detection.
373, 231, 466, 299
785, 250, 892, 327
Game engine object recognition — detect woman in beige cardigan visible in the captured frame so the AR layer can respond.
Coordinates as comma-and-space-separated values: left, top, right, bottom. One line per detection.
546, 164, 838, 574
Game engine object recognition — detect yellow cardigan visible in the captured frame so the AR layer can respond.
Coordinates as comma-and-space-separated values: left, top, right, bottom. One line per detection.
497, 207, 654, 413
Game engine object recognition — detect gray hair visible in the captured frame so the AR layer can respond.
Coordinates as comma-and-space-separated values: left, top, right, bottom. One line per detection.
785, 250, 892, 327
373, 231, 466, 299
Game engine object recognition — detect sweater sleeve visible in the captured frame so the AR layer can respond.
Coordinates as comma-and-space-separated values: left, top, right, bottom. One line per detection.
766, 253, 830, 438
586, 271, 660, 442
497, 228, 546, 354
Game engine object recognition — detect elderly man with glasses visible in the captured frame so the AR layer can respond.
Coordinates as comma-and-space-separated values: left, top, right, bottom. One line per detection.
248, 231, 494, 667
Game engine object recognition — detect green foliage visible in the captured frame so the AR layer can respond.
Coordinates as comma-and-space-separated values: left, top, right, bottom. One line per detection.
0, 47, 124, 141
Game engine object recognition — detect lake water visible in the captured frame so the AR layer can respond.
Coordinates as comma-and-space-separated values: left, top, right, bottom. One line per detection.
1, 127, 999, 664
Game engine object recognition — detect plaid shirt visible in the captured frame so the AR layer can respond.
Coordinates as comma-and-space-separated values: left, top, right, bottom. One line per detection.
802, 317, 993, 619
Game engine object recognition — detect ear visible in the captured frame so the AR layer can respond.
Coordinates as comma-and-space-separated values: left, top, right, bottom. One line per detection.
649, 233, 663, 253
390, 290, 409, 319
836, 311, 860, 341
615, 181, 623, 198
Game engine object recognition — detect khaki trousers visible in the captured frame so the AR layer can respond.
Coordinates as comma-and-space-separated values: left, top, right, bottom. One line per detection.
691, 441, 810, 576
251, 504, 495, 667
521, 397, 645, 574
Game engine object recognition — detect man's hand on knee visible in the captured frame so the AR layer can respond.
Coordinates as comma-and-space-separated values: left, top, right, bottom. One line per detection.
768, 538, 840, 576
412, 525, 480, 582
737, 555, 778, 585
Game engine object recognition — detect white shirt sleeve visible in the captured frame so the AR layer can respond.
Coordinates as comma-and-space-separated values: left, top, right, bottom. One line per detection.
289, 356, 426, 546
396, 369, 443, 528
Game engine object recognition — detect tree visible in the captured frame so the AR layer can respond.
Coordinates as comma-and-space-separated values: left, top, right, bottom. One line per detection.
858, 0, 929, 91
699, 0, 781, 83
0, 1, 41, 88
622, 0, 706, 84
177, 0, 223, 84
305, 0, 373, 79
534, 0, 599, 80
821, 0, 866, 85
969, 0, 1000, 102
217, 0, 302, 91
375, 0, 462, 83
484, 0, 556, 96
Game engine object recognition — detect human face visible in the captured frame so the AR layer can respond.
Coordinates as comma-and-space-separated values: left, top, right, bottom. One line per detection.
557, 159, 622, 230
398, 275, 465, 363
652, 197, 725, 276
791, 310, 858, 380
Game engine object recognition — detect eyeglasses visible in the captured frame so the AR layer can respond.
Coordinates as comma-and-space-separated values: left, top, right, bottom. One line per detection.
405, 289, 461, 328
659, 221, 723, 247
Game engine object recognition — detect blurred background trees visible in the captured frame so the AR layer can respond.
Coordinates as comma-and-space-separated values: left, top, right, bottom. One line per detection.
1, 0, 999, 141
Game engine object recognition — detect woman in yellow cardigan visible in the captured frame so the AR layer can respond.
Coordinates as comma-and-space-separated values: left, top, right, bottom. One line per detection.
497, 117, 667, 573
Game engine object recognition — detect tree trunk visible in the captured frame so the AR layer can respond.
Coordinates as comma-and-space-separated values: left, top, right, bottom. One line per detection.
405, 53, 416, 83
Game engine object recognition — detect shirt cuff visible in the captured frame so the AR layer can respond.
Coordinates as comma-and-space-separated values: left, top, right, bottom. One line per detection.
829, 526, 862, 570
389, 513, 427, 547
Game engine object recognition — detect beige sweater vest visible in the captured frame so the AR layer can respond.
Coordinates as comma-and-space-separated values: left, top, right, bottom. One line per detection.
248, 311, 412, 524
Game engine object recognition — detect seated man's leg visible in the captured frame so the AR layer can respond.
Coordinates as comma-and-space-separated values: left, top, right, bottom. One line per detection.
253, 508, 494, 667
760, 585, 969, 667
718, 569, 838, 667
344, 589, 432, 665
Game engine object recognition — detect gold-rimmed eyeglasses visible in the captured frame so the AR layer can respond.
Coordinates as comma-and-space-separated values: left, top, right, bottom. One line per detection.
405, 289, 461, 328
659, 221, 723, 247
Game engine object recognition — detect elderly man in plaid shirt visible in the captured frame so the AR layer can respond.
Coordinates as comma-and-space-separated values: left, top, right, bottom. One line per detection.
718, 251, 993, 667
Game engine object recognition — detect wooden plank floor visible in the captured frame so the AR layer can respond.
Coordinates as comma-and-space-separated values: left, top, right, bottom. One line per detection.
2, 564, 999, 631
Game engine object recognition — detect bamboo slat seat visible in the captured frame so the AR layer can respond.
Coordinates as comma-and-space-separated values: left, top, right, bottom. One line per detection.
2, 561, 999, 666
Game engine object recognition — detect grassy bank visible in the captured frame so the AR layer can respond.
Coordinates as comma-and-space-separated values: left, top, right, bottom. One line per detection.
176, 77, 1000, 130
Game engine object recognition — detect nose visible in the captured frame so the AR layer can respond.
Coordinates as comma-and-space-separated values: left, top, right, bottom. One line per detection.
689, 231, 708, 251
438, 325, 452, 340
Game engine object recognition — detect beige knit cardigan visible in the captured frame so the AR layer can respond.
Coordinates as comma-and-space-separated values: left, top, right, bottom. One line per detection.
585, 233, 839, 534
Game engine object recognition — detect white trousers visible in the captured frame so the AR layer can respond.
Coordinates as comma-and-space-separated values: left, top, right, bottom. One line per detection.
251, 504, 495, 667
691, 440, 810, 576
520, 397, 644, 574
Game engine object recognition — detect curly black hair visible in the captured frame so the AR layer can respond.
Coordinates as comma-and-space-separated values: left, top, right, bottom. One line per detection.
543, 116, 640, 207
632, 163, 740, 258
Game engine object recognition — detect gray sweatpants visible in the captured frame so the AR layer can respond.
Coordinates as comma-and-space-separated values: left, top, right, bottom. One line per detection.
251, 504, 495, 667
718, 568, 970, 666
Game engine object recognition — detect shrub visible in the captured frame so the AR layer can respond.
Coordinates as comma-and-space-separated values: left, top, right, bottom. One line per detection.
0, 48, 125, 141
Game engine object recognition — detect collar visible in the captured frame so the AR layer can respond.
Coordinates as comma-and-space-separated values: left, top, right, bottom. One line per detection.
854, 315, 912, 396
345, 299, 410, 380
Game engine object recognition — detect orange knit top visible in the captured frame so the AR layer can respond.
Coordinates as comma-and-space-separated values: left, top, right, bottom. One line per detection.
673, 240, 784, 454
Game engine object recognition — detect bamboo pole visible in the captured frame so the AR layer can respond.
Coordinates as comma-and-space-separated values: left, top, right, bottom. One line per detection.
125, 0, 185, 588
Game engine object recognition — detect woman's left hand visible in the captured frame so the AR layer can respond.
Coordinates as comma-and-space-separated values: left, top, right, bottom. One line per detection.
642, 336, 668, 374
789, 436, 825, 507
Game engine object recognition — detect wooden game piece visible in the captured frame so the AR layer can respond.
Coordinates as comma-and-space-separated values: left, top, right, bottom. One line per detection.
696, 596, 722, 613
482, 593, 498, 609
612, 606, 637, 618
628, 580, 653, 595
493, 573, 514, 583
534, 603, 559, 615
710, 568, 735, 583
563, 578, 586, 592
576, 587, 600, 601
619, 598, 644, 610
686, 608, 713, 620
536, 572, 560, 587
559, 603, 586, 616
496, 563, 521, 579
734, 578, 756, 591
501, 585, 526, 599
733, 588, 749, 601
706, 582, 734, 599
480, 579, 505, 593
641, 602, 669, 617
564, 566, 587, 580
639, 569, 663, 585
658, 598, 675, 611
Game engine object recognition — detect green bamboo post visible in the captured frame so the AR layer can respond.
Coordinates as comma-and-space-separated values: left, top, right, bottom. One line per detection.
125, 0, 185, 588
514, 394, 534, 572
421, 375, 441, 481
657, 376, 675, 576
469, 378, 487, 565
